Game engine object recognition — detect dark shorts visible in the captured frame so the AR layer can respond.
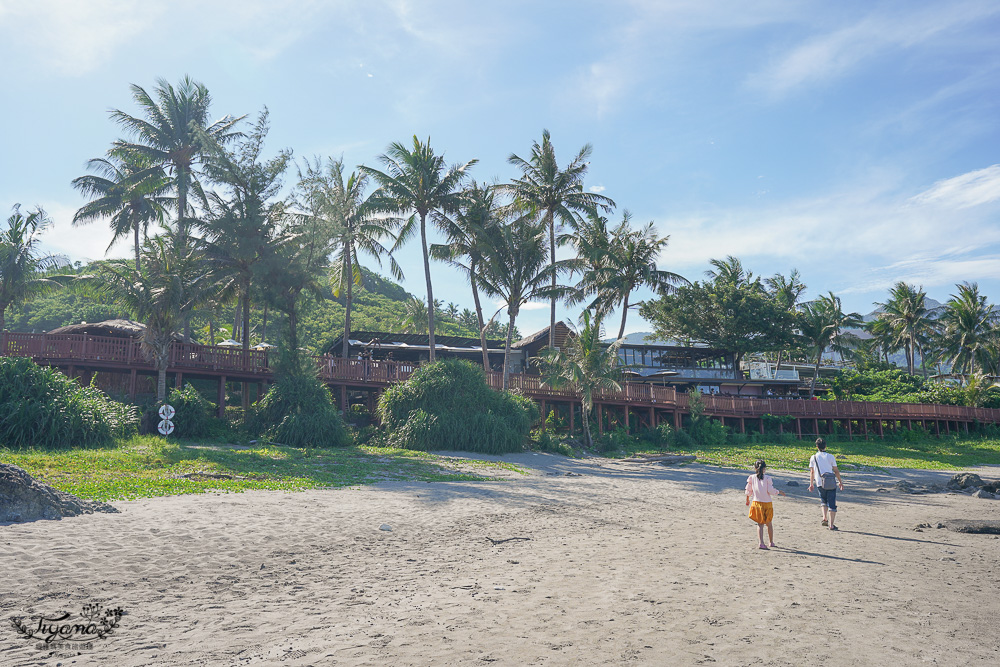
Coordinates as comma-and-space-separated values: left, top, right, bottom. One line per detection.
818, 487, 838, 512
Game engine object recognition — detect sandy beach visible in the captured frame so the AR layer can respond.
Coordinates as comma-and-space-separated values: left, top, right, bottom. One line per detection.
2, 454, 999, 666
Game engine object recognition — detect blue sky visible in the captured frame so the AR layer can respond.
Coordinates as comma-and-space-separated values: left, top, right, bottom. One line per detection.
2, 0, 999, 337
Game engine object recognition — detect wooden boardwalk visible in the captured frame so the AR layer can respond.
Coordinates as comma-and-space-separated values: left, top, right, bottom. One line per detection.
4, 331, 997, 437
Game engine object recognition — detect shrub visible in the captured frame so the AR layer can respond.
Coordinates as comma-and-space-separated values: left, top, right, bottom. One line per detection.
377, 358, 538, 454
165, 384, 216, 438
0, 357, 139, 449
247, 352, 347, 448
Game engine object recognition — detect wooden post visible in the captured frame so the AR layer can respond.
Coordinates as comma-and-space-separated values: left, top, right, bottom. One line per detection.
217, 375, 226, 419
796, 418, 802, 439
815, 418, 820, 437
862, 419, 868, 440
673, 410, 681, 432
624, 405, 629, 432
846, 419, 853, 440
257, 382, 263, 403
129, 369, 137, 401
649, 406, 655, 429
759, 418, 764, 435
935, 420, 940, 436
242, 382, 249, 410
597, 403, 604, 435
740, 417, 745, 434
877, 419, 884, 437
340, 385, 348, 414
175, 372, 183, 389
569, 402, 575, 434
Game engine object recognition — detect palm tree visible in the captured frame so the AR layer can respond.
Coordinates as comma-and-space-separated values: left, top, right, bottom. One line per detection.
97, 236, 217, 402
71, 154, 172, 271
505, 129, 615, 349
476, 213, 567, 389
571, 211, 686, 339
705, 255, 752, 285
296, 156, 401, 359
536, 310, 623, 448
430, 181, 501, 370
399, 296, 429, 334
0, 206, 66, 332
360, 136, 476, 363
939, 282, 997, 381
109, 76, 244, 242
875, 281, 931, 375
799, 292, 862, 397
863, 317, 902, 365
765, 269, 806, 377
196, 110, 291, 350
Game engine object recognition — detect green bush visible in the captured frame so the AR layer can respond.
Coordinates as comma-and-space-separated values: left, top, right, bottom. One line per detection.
165, 384, 216, 438
0, 357, 138, 449
247, 353, 347, 448
377, 358, 538, 454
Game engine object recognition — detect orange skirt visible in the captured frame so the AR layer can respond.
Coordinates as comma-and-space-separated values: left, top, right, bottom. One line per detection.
749, 501, 773, 524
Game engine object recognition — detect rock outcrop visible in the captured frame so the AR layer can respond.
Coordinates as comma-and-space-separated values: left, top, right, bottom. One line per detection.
0, 464, 118, 523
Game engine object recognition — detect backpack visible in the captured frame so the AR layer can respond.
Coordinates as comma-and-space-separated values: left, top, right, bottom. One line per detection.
820, 472, 838, 491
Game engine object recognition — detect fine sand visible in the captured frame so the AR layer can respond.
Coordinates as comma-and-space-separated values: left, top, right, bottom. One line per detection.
2, 454, 999, 666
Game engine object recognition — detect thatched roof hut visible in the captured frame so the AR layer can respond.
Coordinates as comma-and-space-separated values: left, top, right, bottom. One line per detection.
47, 319, 183, 341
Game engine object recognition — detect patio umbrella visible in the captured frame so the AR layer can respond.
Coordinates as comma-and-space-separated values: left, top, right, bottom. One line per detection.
217, 339, 241, 347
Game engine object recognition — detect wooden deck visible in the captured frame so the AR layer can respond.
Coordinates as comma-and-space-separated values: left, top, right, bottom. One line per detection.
4, 331, 998, 432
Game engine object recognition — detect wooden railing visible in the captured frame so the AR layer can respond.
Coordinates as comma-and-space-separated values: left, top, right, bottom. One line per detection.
4, 331, 999, 423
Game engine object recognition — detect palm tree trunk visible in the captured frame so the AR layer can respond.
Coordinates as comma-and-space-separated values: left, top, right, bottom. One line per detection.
209, 319, 215, 346
907, 338, 914, 375
919, 343, 927, 379
134, 224, 142, 274
617, 295, 629, 340
343, 251, 353, 359
582, 402, 593, 448
470, 260, 489, 370
774, 350, 784, 379
419, 212, 436, 363
261, 305, 268, 342
241, 285, 251, 350
233, 301, 241, 343
157, 367, 167, 404
734, 352, 743, 380
547, 208, 556, 349
810, 351, 822, 397
502, 310, 516, 390
176, 167, 189, 242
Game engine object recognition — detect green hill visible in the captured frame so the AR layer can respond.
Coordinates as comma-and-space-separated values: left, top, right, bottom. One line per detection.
5, 263, 483, 353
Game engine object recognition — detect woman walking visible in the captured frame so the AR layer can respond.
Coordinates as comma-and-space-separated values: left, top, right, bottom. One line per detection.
745, 459, 786, 550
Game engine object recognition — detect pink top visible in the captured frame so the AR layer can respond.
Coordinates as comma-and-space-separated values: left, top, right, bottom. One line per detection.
745, 474, 779, 502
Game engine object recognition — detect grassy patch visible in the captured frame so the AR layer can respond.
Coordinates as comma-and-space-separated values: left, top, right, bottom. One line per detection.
0, 436, 526, 502
659, 436, 1000, 472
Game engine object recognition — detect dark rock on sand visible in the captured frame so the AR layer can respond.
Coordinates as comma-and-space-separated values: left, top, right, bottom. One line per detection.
786, 480, 799, 487
0, 463, 118, 523
947, 473, 984, 490
943, 519, 1000, 534
971, 489, 996, 500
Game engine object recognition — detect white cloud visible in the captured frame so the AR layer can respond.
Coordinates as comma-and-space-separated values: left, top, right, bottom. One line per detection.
746, 3, 1000, 96
589, 185, 606, 193
0, 0, 162, 75
909, 165, 1000, 209
653, 167, 1000, 301
26, 201, 129, 264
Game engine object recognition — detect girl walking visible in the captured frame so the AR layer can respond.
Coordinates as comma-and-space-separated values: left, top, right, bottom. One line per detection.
745, 459, 785, 550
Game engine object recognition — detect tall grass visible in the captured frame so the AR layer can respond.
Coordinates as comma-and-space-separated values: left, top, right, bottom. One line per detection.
0, 357, 138, 449
246, 350, 347, 448
377, 358, 538, 454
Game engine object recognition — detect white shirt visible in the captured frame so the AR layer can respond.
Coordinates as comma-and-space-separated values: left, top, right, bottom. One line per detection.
809, 451, 838, 486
